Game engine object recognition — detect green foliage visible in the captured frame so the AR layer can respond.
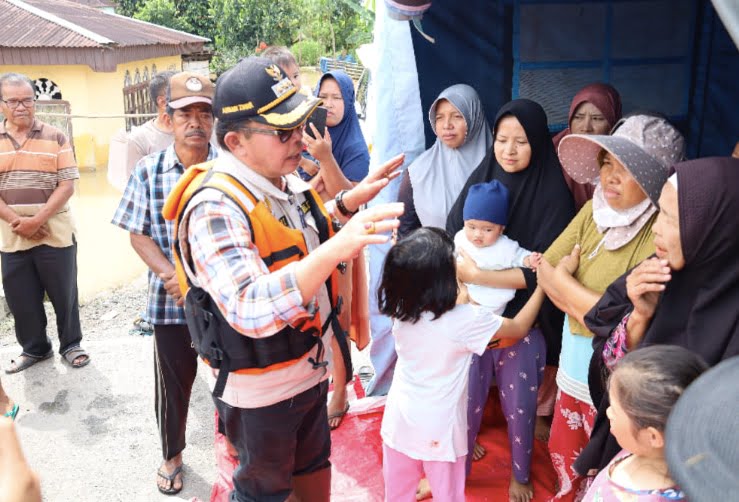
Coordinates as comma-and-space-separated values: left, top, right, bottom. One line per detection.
121, 0, 216, 41
114, 0, 141, 17
300, 0, 373, 57
210, 45, 251, 76
116, 0, 374, 72
210, 0, 300, 51
134, 0, 189, 32
290, 39, 324, 67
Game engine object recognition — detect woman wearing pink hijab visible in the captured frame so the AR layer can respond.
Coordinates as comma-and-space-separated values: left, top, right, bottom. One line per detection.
553, 83, 622, 211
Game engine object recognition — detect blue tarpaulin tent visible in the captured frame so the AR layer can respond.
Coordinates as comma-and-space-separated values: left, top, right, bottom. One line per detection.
407, 0, 738, 157
364, 0, 738, 396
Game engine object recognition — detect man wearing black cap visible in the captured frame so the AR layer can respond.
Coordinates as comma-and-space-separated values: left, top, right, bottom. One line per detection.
112, 71, 216, 495
168, 57, 403, 501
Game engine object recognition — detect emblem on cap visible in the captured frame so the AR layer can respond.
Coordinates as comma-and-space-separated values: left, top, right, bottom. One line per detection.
265, 64, 283, 82
185, 77, 203, 92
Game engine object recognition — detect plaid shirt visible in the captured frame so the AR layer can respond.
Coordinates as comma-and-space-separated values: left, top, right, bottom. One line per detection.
112, 144, 217, 325
178, 155, 334, 408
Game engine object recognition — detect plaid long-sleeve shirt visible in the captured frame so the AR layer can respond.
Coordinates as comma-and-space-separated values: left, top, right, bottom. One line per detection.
178, 152, 333, 408
111, 144, 217, 325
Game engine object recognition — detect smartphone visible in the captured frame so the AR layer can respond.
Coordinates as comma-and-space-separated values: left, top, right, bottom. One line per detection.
306, 107, 327, 140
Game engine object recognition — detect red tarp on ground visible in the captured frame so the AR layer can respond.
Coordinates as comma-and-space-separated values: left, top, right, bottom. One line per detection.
210, 377, 558, 501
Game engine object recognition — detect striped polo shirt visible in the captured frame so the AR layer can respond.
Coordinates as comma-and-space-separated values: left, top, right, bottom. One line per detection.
0, 119, 78, 205
0, 119, 79, 252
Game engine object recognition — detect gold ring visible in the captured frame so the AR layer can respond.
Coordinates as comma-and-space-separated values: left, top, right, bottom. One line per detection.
366, 221, 376, 235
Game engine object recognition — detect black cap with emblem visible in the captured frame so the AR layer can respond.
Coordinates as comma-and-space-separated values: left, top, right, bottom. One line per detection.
214, 56, 322, 130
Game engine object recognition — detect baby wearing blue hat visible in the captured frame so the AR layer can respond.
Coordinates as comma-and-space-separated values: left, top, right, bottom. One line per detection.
455, 180, 542, 314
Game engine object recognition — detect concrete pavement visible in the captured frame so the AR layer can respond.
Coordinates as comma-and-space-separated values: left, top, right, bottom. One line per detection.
1, 329, 216, 501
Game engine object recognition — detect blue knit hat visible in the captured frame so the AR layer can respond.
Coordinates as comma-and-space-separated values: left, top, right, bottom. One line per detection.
463, 180, 510, 225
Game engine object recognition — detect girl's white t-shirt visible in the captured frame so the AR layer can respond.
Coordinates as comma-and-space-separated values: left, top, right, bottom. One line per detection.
380, 304, 503, 462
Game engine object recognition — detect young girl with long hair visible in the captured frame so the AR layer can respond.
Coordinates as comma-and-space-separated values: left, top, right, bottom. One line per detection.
378, 227, 545, 501
583, 345, 707, 501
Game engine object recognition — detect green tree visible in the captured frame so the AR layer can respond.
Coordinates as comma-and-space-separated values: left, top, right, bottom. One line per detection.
301, 0, 372, 57
114, 0, 142, 16
134, 0, 190, 32
210, 0, 300, 51
122, 0, 215, 40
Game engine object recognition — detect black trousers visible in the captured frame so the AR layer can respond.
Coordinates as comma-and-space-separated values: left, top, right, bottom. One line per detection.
215, 381, 331, 502
1, 243, 82, 357
153, 324, 198, 460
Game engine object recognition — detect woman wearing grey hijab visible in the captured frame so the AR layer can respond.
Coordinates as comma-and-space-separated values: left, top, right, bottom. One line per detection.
398, 84, 492, 235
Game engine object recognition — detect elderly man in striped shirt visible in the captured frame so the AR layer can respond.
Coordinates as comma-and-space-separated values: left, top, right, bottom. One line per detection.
0, 72, 89, 374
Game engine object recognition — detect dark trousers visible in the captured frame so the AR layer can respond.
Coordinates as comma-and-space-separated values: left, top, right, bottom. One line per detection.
215, 381, 331, 502
1, 243, 82, 357
153, 324, 198, 460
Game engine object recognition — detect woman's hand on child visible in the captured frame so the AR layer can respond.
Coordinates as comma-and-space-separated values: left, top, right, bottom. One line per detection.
455, 248, 480, 284
302, 124, 333, 164
525, 252, 543, 271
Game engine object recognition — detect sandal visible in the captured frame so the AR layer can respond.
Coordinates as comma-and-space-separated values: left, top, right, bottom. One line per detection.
157, 465, 183, 495
62, 348, 91, 369
3, 403, 19, 421
5, 350, 53, 374
328, 402, 350, 431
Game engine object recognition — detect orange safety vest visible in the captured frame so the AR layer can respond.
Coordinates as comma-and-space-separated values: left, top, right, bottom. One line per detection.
162, 162, 343, 398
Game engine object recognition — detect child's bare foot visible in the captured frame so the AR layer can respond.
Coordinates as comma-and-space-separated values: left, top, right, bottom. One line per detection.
416, 478, 432, 500
509, 476, 534, 502
535, 415, 552, 442
472, 441, 486, 461
327, 386, 349, 430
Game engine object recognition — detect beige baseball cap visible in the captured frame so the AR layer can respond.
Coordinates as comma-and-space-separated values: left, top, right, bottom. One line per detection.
168, 72, 214, 109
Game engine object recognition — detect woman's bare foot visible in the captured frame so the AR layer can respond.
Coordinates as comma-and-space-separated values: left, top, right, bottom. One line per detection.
327, 385, 349, 430
416, 478, 432, 500
472, 441, 486, 461
509, 476, 534, 502
535, 415, 552, 442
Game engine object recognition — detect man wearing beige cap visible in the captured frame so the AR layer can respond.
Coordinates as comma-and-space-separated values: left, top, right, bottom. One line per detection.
112, 71, 216, 495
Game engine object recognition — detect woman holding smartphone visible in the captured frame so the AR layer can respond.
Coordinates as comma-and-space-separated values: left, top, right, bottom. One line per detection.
302, 70, 371, 431
303, 70, 370, 198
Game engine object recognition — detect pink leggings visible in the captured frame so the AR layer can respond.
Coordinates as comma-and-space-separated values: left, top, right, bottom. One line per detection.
383, 443, 466, 502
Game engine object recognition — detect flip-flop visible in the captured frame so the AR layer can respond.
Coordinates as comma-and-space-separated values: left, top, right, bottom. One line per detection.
3, 404, 19, 421
157, 465, 183, 495
5, 350, 53, 374
62, 348, 91, 369
328, 402, 350, 431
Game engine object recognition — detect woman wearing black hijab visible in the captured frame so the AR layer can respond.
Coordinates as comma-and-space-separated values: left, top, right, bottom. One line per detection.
575, 157, 739, 476
447, 99, 574, 501
448, 100, 574, 357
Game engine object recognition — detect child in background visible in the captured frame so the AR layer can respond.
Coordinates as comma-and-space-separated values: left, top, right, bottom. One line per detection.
583, 345, 707, 501
262, 46, 321, 181
378, 228, 545, 501
455, 180, 542, 314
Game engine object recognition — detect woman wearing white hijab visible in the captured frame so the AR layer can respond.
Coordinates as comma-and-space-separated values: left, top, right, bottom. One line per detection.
398, 84, 492, 234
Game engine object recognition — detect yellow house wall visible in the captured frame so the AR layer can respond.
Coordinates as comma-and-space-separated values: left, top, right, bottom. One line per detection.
0, 55, 181, 168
